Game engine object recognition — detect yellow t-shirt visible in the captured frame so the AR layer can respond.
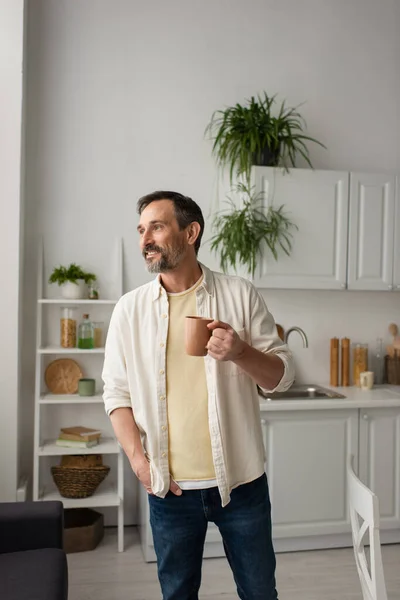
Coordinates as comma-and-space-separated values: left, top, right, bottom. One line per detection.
166, 278, 216, 482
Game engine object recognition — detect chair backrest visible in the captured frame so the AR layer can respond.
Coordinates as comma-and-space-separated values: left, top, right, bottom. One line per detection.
347, 456, 388, 600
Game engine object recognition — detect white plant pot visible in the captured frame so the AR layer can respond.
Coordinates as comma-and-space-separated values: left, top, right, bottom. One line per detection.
61, 280, 86, 299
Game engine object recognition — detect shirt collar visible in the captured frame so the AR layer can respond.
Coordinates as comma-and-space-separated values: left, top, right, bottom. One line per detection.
151, 262, 214, 301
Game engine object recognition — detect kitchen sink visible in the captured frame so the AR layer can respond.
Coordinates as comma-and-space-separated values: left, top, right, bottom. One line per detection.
259, 384, 346, 401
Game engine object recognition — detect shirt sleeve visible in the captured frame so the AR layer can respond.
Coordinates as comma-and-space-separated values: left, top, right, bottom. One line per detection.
102, 300, 132, 416
248, 284, 295, 394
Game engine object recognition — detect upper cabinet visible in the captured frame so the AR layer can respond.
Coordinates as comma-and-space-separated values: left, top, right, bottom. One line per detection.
252, 167, 349, 290
347, 173, 396, 291
393, 182, 400, 291
252, 167, 399, 292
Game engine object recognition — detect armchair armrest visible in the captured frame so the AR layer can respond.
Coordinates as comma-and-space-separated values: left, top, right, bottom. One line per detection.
0, 501, 64, 554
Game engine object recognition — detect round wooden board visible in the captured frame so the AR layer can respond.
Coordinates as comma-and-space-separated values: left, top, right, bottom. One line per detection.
45, 358, 83, 394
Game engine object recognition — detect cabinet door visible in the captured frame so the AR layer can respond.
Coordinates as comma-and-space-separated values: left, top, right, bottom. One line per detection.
252, 167, 349, 290
393, 177, 400, 291
347, 173, 395, 290
358, 408, 400, 530
261, 409, 358, 538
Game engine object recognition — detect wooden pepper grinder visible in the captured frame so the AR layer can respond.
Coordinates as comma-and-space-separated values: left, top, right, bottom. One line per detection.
340, 338, 350, 386
330, 338, 339, 387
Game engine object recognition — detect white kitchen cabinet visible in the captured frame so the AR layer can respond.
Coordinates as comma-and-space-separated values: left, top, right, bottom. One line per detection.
358, 408, 400, 531
138, 404, 400, 561
260, 409, 358, 544
252, 167, 349, 290
347, 173, 396, 291
393, 179, 400, 291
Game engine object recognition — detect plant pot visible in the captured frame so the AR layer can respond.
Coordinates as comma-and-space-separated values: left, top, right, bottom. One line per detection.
252, 145, 280, 167
61, 280, 86, 299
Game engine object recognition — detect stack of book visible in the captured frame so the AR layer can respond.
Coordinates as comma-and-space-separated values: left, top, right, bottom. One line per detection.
55, 426, 101, 449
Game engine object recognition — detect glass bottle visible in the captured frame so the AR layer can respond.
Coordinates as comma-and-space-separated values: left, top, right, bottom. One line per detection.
373, 337, 384, 385
78, 314, 94, 349
60, 307, 77, 348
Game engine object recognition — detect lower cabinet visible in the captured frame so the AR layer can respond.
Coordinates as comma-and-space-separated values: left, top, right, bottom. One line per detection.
358, 408, 400, 533
261, 409, 359, 551
138, 406, 400, 561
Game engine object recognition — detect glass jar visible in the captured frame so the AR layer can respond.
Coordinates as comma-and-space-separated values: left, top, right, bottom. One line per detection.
60, 307, 77, 348
88, 281, 99, 300
352, 343, 368, 386
78, 314, 94, 349
92, 321, 104, 348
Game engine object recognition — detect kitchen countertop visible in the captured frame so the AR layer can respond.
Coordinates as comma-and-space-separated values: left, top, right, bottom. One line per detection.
259, 385, 400, 411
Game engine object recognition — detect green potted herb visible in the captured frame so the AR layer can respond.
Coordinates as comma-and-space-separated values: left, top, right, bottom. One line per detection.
49, 264, 97, 299
206, 92, 326, 183
210, 183, 297, 277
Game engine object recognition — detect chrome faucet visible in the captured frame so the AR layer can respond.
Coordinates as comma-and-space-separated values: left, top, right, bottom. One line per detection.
284, 326, 309, 348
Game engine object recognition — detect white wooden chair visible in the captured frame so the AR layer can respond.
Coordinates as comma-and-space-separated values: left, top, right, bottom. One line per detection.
347, 455, 388, 600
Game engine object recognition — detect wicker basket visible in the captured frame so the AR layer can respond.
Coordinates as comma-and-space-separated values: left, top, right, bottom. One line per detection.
51, 465, 110, 499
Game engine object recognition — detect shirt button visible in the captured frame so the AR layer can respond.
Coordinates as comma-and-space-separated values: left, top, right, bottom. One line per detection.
159, 395, 165, 401
161, 452, 167, 458
160, 342, 165, 348
159, 369, 165, 375
161, 425, 167, 431
162, 314, 167, 319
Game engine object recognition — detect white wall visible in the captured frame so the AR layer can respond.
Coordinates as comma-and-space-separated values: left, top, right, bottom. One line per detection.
23, 0, 400, 520
0, 0, 25, 501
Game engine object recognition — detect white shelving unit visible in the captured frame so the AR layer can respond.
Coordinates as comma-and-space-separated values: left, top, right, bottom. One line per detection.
32, 238, 125, 552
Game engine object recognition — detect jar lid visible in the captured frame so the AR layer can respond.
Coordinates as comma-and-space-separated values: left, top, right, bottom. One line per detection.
83, 314, 89, 319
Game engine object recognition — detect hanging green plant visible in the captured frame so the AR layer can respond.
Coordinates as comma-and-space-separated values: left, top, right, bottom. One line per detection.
210, 183, 297, 277
206, 92, 326, 183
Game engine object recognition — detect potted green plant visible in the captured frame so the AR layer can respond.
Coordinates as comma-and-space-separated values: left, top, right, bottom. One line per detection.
49, 264, 97, 299
205, 92, 326, 275
210, 183, 297, 278
206, 92, 326, 183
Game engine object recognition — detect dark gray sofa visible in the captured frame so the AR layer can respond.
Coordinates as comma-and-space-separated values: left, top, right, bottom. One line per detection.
0, 500, 68, 600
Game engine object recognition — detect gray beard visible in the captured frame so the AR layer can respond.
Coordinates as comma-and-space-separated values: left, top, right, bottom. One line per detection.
146, 255, 172, 274
144, 246, 185, 274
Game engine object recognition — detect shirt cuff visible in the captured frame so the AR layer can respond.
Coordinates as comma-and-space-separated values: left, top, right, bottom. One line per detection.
258, 350, 295, 394
104, 400, 132, 417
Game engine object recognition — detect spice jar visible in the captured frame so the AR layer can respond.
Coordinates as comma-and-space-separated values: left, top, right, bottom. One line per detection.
60, 307, 77, 348
352, 343, 368, 386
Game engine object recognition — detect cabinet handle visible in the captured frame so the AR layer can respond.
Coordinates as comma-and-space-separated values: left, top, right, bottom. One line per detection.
362, 414, 369, 420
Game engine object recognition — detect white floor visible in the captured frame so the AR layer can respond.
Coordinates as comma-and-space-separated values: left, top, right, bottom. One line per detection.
67, 527, 400, 599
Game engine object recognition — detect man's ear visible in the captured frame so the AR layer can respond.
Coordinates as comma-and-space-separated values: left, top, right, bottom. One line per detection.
186, 222, 201, 248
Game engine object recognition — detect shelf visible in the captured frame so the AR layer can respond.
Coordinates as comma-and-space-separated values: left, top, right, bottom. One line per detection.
38, 438, 119, 455
38, 347, 105, 354
38, 299, 118, 305
40, 393, 104, 404
39, 486, 121, 508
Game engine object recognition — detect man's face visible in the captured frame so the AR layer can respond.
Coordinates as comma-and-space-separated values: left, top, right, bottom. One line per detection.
137, 200, 187, 273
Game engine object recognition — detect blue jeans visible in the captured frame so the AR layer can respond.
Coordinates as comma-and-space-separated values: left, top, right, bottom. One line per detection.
148, 474, 278, 600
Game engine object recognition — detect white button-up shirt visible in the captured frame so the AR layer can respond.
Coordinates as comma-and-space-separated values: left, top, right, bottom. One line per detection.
102, 263, 294, 506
